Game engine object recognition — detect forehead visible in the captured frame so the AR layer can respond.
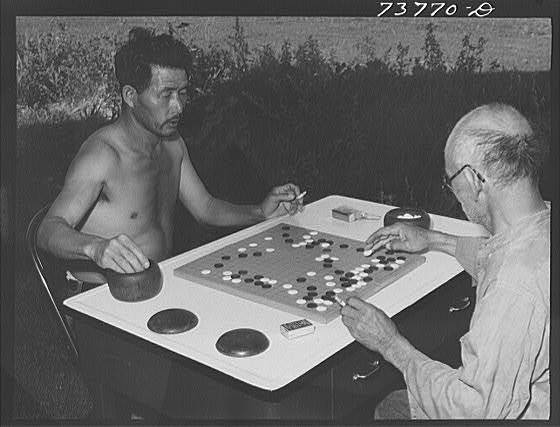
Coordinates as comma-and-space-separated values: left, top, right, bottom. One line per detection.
148, 66, 188, 89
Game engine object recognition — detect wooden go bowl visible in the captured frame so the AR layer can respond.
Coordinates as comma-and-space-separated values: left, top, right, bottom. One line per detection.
105, 260, 163, 302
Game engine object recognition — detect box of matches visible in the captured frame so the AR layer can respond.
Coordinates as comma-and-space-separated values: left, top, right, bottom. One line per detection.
280, 319, 315, 339
332, 206, 360, 222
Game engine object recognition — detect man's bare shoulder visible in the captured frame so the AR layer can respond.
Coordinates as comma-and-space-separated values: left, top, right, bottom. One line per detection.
68, 125, 121, 177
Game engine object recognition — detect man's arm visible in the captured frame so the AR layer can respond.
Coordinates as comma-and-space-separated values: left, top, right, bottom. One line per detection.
365, 223, 485, 278
37, 141, 148, 273
177, 140, 301, 226
343, 278, 544, 419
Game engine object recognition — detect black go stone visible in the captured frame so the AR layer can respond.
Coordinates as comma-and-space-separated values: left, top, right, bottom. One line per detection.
377, 255, 386, 260
239, 253, 248, 258
253, 251, 262, 256
255, 281, 264, 286
231, 274, 240, 279
254, 274, 264, 280
307, 303, 318, 309
307, 292, 318, 297
282, 225, 291, 230
307, 285, 317, 291
384, 266, 394, 271
262, 284, 272, 289
238, 270, 248, 275
356, 247, 365, 252
285, 238, 294, 244
341, 282, 351, 288
349, 279, 358, 284
282, 233, 290, 238
322, 248, 332, 253
244, 278, 254, 283
363, 277, 373, 282
345, 272, 354, 278
397, 256, 406, 261
221, 255, 231, 260
214, 263, 224, 268
387, 257, 396, 262
326, 290, 335, 296
303, 295, 313, 301
296, 277, 307, 283
339, 244, 349, 249
335, 269, 345, 275
323, 263, 333, 268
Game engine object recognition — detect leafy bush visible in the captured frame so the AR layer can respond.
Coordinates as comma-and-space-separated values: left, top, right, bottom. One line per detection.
16, 20, 552, 224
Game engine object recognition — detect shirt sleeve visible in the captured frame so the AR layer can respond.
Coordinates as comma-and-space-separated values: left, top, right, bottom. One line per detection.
401, 284, 546, 419
454, 237, 485, 278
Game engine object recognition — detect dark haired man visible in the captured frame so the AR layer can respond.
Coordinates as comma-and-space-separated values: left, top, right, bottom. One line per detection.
342, 104, 550, 419
38, 28, 304, 278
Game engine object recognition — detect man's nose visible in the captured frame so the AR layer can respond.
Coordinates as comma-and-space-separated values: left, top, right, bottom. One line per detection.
170, 93, 184, 115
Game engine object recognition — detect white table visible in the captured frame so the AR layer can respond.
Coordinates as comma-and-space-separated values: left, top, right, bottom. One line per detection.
64, 195, 487, 391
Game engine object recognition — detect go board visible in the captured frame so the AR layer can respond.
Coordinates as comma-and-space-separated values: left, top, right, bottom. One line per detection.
173, 223, 426, 324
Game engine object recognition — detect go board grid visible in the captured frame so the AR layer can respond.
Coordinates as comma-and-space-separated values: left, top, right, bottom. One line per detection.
173, 223, 426, 323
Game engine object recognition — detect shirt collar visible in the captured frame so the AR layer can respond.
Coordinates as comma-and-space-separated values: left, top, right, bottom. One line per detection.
479, 208, 550, 258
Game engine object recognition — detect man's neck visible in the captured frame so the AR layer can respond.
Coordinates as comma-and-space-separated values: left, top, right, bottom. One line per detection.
489, 181, 547, 235
117, 109, 161, 154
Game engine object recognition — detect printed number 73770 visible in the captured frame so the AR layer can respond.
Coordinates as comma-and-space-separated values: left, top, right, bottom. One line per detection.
377, 2, 495, 17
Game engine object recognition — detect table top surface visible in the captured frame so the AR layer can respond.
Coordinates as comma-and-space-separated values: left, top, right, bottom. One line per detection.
64, 195, 486, 391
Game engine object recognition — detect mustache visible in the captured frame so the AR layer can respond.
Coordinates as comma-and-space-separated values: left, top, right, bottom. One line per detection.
165, 116, 182, 124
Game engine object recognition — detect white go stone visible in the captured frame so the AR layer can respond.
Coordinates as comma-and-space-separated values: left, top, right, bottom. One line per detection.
264, 236, 273, 241
326, 281, 336, 287
222, 276, 232, 281
201, 269, 211, 275
323, 300, 333, 306
296, 299, 306, 305
269, 279, 278, 285
288, 289, 298, 295
249, 243, 258, 247
265, 248, 275, 253
232, 278, 242, 284
238, 247, 247, 252
307, 271, 317, 277
334, 288, 343, 293
223, 270, 233, 276
316, 306, 327, 312
283, 283, 293, 289
324, 275, 334, 281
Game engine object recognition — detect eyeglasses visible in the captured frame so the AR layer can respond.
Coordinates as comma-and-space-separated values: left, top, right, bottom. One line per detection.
442, 164, 486, 192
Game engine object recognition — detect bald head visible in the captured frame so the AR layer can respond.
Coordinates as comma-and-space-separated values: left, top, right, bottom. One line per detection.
445, 103, 546, 187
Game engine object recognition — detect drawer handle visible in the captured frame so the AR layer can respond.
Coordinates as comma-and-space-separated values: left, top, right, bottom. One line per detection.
352, 359, 381, 381
449, 296, 471, 312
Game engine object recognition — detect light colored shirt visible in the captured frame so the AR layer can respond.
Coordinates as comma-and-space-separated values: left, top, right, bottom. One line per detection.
403, 208, 550, 419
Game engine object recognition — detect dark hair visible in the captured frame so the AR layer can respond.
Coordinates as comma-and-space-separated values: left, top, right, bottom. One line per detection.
469, 128, 548, 186
114, 27, 192, 93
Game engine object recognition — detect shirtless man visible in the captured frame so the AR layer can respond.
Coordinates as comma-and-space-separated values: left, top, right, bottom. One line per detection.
37, 28, 304, 277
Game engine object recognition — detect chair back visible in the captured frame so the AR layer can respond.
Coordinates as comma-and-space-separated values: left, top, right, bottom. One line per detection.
26, 205, 79, 361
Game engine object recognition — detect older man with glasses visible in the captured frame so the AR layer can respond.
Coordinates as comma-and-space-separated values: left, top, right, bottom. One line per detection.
341, 103, 550, 419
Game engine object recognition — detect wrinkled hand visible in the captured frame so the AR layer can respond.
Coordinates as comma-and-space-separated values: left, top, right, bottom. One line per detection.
365, 222, 433, 253
88, 234, 150, 273
341, 297, 400, 355
260, 183, 305, 218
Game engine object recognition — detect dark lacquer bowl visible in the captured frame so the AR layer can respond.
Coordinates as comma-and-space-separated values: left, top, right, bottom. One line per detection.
383, 207, 431, 230
105, 260, 163, 302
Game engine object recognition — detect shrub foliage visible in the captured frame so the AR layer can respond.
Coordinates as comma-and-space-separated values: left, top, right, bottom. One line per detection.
17, 21, 552, 225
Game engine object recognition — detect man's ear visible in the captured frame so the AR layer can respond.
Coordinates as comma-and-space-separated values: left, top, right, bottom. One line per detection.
122, 85, 138, 108
465, 167, 485, 201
